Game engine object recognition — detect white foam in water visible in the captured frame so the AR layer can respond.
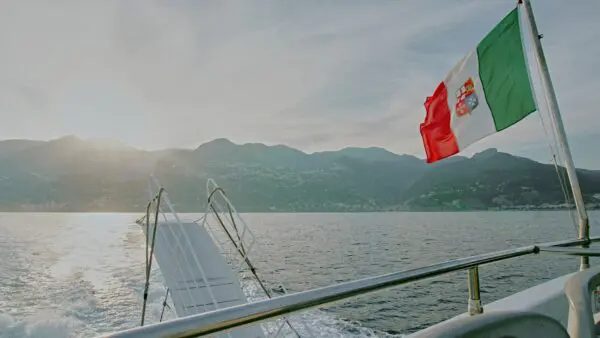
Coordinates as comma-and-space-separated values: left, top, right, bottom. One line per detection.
0, 312, 81, 338
138, 269, 403, 337
0, 213, 407, 338
240, 278, 405, 338
132, 267, 403, 337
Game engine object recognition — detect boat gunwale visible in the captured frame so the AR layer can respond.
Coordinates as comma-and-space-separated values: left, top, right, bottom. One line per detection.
97, 235, 600, 338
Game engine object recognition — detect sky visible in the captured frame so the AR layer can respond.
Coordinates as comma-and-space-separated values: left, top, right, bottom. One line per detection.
0, 0, 599, 167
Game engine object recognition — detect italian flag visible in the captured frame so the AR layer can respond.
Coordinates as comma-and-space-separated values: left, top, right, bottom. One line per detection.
420, 7, 536, 163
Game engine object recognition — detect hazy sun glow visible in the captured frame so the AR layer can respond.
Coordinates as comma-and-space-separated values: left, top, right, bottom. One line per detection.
0, 0, 598, 167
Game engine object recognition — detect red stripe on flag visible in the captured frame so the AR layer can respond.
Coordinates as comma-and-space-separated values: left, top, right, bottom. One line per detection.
420, 82, 459, 163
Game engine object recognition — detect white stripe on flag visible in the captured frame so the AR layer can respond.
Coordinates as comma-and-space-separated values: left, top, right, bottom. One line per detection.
445, 50, 496, 150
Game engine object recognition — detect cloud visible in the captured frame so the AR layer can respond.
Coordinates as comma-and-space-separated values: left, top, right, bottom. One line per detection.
0, 0, 598, 168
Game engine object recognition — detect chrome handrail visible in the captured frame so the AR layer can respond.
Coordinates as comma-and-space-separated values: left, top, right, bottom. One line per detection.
539, 247, 600, 256
97, 236, 600, 338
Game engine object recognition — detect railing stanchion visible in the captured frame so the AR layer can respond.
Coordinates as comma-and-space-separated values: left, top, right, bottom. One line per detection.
467, 266, 483, 315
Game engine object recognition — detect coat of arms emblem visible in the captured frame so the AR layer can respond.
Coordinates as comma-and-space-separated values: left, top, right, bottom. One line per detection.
455, 77, 479, 117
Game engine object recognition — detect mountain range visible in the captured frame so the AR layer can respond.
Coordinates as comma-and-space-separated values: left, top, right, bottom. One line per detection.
0, 136, 598, 212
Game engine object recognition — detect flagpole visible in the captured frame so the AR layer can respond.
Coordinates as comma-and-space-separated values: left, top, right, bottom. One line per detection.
521, 0, 590, 270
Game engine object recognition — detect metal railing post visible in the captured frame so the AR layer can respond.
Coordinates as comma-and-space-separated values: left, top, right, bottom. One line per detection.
467, 266, 483, 315
521, 0, 590, 270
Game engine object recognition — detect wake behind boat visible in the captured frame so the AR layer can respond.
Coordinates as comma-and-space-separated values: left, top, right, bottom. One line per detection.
97, 1, 600, 337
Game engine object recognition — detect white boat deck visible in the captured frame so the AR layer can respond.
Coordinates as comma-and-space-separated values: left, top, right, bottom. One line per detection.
412, 267, 600, 338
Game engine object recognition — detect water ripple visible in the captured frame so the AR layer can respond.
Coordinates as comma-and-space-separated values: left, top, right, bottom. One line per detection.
0, 211, 595, 337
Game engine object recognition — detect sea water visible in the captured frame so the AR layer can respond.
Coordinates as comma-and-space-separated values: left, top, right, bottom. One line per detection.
0, 211, 598, 337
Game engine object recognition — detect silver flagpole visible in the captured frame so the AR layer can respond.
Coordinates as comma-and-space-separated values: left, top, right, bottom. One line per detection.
521, 0, 590, 270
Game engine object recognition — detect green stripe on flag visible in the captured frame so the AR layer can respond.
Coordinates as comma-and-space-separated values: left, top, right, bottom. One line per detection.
476, 8, 536, 132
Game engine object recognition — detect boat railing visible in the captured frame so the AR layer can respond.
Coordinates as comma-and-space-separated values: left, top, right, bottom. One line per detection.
135, 182, 165, 326
564, 264, 600, 337
203, 178, 315, 337
97, 235, 600, 338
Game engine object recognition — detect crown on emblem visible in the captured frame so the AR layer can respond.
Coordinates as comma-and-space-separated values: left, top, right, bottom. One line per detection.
455, 77, 479, 117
